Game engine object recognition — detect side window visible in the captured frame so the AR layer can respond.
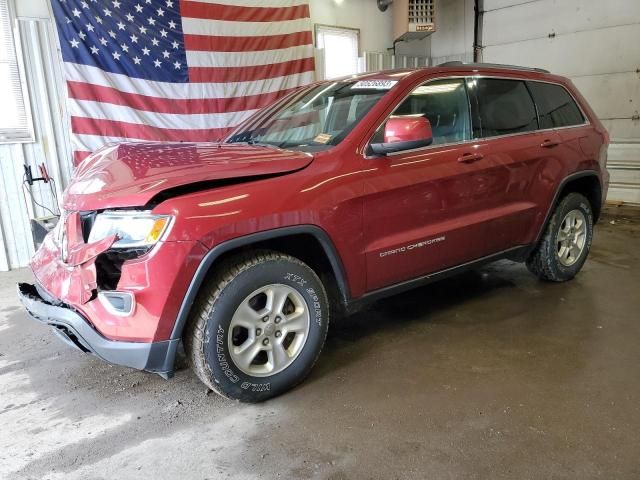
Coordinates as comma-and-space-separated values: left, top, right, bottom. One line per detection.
382, 78, 472, 146
469, 78, 538, 138
527, 81, 585, 129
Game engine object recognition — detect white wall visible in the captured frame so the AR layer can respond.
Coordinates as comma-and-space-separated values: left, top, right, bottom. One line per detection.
481, 0, 640, 204
393, 0, 475, 62
430, 0, 474, 63
309, 0, 475, 64
309, 0, 394, 54
0, 13, 72, 271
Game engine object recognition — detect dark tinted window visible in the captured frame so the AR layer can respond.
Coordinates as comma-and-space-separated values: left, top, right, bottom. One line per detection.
527, 81, 585, 129
386, 78, 471, 145
469, 78, 538, 138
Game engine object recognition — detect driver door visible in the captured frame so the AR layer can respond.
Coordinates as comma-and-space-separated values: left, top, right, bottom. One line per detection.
362, 77, 492, 291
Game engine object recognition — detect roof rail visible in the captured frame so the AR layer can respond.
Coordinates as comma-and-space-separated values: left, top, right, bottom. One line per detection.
436, 61, 550, 74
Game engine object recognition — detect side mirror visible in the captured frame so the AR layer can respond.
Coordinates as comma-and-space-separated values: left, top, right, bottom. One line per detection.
370, 116, 433, 155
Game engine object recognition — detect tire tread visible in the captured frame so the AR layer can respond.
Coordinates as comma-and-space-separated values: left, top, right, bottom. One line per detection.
526, 192, 593, 282
184, 250, 328, 401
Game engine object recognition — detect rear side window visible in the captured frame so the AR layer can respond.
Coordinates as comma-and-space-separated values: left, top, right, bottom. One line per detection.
387, 78, 472, 146
527, 81, 585, 129
469, 78, 538, 138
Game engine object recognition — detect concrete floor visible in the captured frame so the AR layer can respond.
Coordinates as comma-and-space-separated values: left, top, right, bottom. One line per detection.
1, 206, 639, 480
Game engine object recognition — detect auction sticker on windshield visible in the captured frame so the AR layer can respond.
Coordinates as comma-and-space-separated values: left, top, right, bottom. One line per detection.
313, 133, 332, 144
351, 80, 398, 90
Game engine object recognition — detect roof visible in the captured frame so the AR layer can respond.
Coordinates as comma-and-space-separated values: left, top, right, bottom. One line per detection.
435, 61, 550, 74
325, 63, 558, 85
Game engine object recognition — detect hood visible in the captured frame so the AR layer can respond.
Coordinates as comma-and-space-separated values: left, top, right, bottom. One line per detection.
63, 142, 313, 211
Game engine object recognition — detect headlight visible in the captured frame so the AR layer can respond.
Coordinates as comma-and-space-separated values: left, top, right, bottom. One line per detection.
88, 211, 172, 248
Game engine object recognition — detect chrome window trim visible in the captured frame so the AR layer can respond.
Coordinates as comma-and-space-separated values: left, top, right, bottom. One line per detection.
364, 74, 590, 160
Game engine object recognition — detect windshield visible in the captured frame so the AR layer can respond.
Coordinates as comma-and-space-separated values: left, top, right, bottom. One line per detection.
225, 80, 394, 152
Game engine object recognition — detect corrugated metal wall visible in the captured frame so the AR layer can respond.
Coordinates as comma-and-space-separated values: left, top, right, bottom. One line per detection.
0, 17, 72, 271
361, 51, 430, 72
481, 0, 640, 204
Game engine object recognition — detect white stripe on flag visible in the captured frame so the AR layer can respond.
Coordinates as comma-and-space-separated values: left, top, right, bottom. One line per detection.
181, 17, 310, 37
69, 99, 257, 131
186, 45, 313, 68
64, 62, 315, 100
72, 135, 158, 153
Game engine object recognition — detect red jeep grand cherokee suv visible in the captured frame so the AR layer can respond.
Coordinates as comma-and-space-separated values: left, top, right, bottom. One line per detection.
18, 63, 609, 402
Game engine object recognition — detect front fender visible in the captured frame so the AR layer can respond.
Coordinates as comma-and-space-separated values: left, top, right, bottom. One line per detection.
168, 225, 349, 341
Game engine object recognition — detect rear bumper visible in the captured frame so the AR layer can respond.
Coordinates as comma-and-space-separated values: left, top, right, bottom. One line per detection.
17, 282, 178, 378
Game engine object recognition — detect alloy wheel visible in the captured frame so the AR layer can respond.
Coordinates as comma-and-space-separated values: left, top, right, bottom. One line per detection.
556, 209, 587, 267
228, 284, 310, 377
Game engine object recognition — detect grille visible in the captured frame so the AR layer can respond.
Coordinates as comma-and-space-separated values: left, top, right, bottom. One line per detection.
408, 0, 435, 24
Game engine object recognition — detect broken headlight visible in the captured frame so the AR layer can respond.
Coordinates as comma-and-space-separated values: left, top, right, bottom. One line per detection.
87, 210, 172, 249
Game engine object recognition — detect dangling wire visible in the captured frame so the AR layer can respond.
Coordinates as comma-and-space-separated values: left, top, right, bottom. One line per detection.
22, 173, 59, 218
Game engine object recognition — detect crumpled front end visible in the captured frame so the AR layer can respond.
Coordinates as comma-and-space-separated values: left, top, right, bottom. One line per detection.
30, 211, 116, 305
20, 207, 207, 375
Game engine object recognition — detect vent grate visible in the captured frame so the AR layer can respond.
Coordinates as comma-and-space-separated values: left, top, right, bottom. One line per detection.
408, 0, 435, 24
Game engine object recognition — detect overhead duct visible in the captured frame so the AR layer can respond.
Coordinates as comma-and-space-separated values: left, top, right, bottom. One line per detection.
392, 0, 436, 42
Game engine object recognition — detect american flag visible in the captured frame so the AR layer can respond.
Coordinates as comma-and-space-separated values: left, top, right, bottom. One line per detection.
51, 0, 315, 164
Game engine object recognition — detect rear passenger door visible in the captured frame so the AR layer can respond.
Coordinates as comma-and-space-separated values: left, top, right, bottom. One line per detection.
526, 80, 590, 164
466, 77, 559, 254
525, 80, 592, 237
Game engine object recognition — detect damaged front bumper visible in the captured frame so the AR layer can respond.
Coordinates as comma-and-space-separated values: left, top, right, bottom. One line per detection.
17, 282, 179, 378
19, 209, 207, 377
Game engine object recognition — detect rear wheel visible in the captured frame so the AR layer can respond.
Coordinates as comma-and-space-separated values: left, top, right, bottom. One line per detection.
526, 192, 594, 282
185, 251, 329, 402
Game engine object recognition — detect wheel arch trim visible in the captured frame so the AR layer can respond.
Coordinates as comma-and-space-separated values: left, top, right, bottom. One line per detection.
533, 169, 602, 246
169, 225, 350, 341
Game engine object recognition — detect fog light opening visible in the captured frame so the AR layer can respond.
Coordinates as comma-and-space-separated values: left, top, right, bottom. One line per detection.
98, 291, 136, 316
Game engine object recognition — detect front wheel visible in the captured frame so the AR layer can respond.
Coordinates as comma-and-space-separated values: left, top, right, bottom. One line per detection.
185, 251, 329, 402
526, 192, 594, 282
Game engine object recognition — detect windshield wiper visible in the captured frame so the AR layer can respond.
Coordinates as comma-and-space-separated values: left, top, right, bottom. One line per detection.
226, 138, 278, 148
247, 139, 277, 148
228, 139, 280, 148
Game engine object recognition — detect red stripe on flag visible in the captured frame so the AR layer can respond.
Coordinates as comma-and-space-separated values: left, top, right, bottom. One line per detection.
71, 116, 229, 142
184, 31, 312, 52
181, 2, 310, 22
67, 81, 297, 114
73, 150, 92, 166
189, 57, 315, 83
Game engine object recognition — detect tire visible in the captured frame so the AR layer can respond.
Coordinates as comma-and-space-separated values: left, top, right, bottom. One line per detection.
526, 192, 594, 282
185, 250, 329, 402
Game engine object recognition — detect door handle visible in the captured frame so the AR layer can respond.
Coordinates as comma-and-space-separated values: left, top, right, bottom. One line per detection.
540, 139, 560, 148
457, 152, 484, 163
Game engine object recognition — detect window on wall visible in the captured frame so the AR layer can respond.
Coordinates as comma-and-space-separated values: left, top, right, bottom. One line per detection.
315, 25, 359, 80
0, 0, 33, 143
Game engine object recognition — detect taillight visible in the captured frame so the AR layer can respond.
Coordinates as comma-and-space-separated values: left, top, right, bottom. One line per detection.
595, 128, 610, 168
598, 143, 609, 167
